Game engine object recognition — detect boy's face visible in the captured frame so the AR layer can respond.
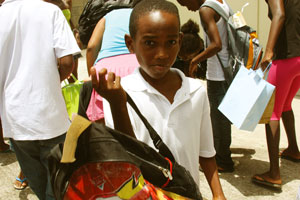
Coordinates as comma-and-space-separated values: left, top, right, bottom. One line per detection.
126, 10, 182, 80
176, 0, 202, 11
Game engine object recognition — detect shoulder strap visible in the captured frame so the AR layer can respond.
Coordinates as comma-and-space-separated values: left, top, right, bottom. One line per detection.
126, 93, 175, 161
203, 1, 235, 82
201, 0, 233, 21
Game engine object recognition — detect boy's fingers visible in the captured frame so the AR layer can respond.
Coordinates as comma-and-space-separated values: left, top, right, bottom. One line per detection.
90, 67, 98, 87
107, 72, 116, 88
114, 76, 121, 88
91, 67, 108, 92
98, 68, 108, 89
98, 68, 107, 76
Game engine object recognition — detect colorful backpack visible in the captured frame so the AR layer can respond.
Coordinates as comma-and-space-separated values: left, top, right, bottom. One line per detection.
48, 93, 203, 199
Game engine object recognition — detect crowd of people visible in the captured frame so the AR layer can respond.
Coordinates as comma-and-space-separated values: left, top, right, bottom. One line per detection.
0, 0, 299, 199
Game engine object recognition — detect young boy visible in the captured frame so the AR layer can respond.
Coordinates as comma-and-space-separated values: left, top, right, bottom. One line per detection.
91, 0, 226, 199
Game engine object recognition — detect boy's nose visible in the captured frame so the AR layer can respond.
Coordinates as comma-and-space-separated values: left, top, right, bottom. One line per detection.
155, 47, 169, 60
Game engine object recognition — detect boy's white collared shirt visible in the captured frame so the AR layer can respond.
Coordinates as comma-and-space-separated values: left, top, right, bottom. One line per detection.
103, 67, 216, 185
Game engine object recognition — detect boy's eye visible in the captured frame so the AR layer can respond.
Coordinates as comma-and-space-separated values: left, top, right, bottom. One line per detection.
169, 40, 177, 45
145, 40, 155, 46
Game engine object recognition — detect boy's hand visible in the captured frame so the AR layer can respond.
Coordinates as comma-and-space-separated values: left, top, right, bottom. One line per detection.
90, 67, 127, 105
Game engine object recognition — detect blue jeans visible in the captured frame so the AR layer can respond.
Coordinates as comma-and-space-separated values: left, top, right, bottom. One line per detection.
207, 80, 234, 169
10, 134, 65, 200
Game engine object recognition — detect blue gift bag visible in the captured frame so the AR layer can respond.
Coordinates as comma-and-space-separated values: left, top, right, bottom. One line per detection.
218, 64, 275, 131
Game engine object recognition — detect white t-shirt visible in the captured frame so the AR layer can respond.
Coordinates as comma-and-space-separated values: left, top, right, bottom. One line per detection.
103, 68, 216, 184
0, 0, 80, 140
205, 0, 230, 81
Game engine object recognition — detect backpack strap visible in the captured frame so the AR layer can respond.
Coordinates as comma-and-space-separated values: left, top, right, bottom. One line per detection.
201, 0, 233, 21
126, 93, 175, 162
61, 115, 92, 163
205, 33, 228, 83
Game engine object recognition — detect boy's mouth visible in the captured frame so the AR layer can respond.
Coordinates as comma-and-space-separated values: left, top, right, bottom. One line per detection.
153, 64, 168, 71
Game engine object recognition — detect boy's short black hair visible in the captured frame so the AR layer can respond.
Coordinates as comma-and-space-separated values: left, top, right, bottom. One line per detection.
129, 0, 180, 39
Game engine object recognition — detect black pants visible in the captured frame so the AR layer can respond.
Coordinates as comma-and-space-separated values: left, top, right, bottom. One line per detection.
207, 80, 234, 169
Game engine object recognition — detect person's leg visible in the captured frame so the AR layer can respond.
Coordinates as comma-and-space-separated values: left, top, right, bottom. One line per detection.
281, 75, 300, 160
207, 80, 233, 171
253, 60, 286, 186
253, 57, 300, 187
252, 120, 282, 189
281, 110, 300, 159
265, 120, 281, 180
0, 117, 10, 152
39, 134, 65, 200
10, 134, 65, 200
10, 139, 48, 200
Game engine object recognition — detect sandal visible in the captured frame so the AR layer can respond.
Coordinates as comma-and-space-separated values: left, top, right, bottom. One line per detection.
218, 166, 234, 173
279, 151, 300, 163
252, 174, 282, 190
14, 177, 28, 190
0, 143, 11, 153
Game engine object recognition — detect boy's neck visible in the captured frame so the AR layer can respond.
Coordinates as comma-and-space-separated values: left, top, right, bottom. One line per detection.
139, 68, 182, 104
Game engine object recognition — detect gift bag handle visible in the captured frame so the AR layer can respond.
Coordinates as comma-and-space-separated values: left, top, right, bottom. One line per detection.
262, 62, 272, 80
63, 73, 78, 85
126, 93, 175, 162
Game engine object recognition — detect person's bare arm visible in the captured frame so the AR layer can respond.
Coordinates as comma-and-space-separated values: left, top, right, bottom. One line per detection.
58, 55, 74, 82
261, 0, 285, 69
86, 18, 105, 75
90, 67, 136, 138
64, 0, 72, 10
189, 7, 222, 77
199, 156, 226, 200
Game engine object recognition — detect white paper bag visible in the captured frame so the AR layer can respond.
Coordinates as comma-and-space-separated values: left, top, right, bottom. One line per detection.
218, 66, 275, 131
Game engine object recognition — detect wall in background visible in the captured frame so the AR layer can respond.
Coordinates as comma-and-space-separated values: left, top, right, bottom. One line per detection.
71, 0, 299, 96
71, 0, 270, 47
71, 0, 87, 28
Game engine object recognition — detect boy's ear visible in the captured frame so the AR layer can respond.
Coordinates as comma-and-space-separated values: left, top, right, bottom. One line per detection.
125, 34, 135, 53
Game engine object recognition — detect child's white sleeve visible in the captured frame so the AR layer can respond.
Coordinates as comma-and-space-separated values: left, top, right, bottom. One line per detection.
199, 89, 216, 158
53, 8, 80, 58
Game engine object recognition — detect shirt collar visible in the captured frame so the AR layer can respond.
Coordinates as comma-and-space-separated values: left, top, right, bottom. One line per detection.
122, 67, 202, 95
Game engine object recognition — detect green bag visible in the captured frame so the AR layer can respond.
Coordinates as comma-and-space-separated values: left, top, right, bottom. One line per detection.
62, 74, 83, 120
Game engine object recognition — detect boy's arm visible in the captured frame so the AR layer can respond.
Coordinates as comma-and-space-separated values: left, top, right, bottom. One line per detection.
86, 18, 105, 75
58, 55, 74, 82
90, 67, 136, 138
189, 7, 223, 77
199, 156, 226, 200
